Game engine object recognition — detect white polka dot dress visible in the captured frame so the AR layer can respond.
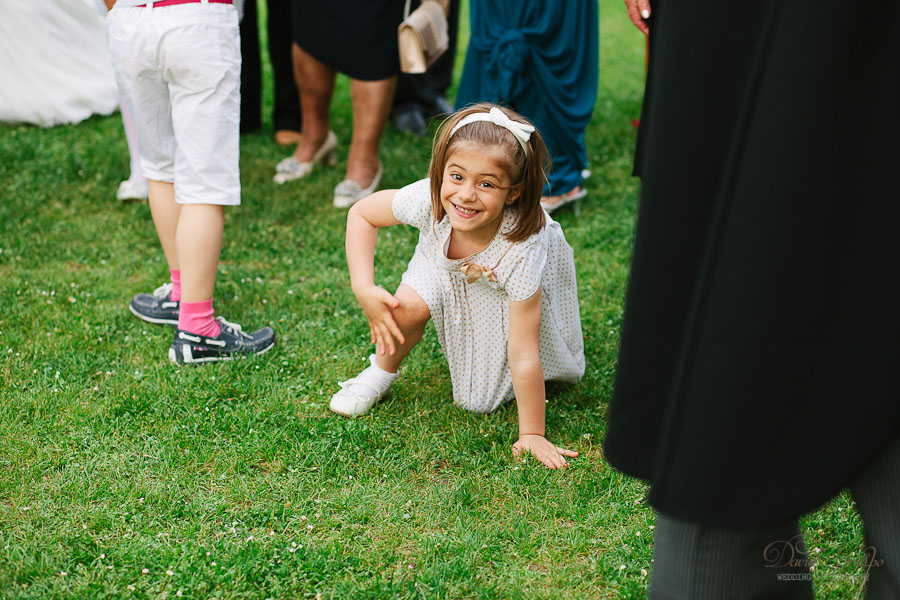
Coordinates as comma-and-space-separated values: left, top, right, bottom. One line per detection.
392, 179, 585, 413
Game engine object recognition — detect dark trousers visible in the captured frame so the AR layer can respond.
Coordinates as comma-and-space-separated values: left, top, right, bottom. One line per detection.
239, 0, 301, 133
650, 434, 900, 599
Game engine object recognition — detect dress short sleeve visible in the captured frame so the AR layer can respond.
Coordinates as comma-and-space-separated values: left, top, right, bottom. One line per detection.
503, 236, 549, 302
391, 178, 434, 232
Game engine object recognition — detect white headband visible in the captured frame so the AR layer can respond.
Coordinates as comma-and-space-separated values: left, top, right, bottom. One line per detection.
449, 107, 535, 155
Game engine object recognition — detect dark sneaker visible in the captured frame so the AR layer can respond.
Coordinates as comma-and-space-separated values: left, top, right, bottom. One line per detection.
129, 283, 179, 326
168, 317, 276, 364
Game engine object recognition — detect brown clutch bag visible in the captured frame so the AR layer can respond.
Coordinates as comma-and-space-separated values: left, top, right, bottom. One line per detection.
398, 0, 449, 74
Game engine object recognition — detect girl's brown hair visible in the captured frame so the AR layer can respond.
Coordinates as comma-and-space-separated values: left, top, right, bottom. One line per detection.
428, 103, 549, 242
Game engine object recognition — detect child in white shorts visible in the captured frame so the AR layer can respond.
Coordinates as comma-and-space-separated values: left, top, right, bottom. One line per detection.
106, 0, 275, 363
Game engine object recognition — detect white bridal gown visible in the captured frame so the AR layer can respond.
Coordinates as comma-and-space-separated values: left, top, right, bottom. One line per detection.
0, 0, 118, 127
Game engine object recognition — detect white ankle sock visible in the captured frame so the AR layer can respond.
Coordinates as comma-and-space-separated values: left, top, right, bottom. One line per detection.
346, 356, 397, 397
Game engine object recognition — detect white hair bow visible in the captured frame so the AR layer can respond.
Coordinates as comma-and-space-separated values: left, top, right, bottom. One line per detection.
449, 107, 535, 154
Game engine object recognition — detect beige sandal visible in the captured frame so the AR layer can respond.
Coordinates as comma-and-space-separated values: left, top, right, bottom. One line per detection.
540, 186, 587, 215
273, 130, 338, 184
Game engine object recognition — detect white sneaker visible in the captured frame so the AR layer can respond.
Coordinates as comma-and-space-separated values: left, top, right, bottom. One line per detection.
117, 179, 148, 202
329, 355, 394, 417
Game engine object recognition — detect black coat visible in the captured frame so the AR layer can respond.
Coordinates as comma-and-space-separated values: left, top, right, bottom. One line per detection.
604, 0, 900, 527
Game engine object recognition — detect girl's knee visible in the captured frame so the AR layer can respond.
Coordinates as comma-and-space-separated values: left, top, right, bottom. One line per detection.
394, 285, 430, 325
396, 297, 430, 326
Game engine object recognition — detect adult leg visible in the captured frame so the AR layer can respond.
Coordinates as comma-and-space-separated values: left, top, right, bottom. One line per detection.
374, 283, 429, 373
346, 75, 397, 187
850, 432, 900, 600
238, 0, 262, 133
291, 43, 335, 161
429, 0, 459, 108
649, 513, 813, 599
268, 0, 302, 136
391, 0, 458, 117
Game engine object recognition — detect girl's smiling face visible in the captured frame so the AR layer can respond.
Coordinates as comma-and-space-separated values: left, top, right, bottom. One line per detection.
440, 143, 520, 243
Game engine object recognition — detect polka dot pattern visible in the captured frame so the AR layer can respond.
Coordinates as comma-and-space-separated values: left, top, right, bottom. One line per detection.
392, 179, 585, 413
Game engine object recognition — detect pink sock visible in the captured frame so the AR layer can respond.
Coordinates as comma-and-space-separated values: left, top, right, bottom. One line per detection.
178, 299, 221, 337
169, 268, 181, 302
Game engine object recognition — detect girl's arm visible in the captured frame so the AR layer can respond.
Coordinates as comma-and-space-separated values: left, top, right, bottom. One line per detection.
346, 190, 406, 356
508, 288, 579, 469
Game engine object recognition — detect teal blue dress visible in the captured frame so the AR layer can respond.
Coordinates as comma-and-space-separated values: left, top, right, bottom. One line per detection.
455, 0, 598, 197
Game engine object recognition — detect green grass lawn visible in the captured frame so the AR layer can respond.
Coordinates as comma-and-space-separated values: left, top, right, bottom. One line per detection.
0, 1, 870, 598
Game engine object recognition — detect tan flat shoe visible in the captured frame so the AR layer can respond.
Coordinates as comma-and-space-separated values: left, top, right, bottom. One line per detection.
541, 186, 587, 215
273, 130, 338, 184
333, 161, 383, 208
274, 129, 302, 146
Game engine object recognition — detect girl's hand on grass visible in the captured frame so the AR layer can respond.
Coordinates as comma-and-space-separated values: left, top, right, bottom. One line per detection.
512, 434, 578, 469
355, 285, 405, 356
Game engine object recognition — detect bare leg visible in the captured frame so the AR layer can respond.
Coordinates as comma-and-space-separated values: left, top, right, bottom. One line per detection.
291, 43, 336, 162
374, 284, 429, 373
147, 179, 180, 270
175, 204, 224, 302
346, 76, 397, 186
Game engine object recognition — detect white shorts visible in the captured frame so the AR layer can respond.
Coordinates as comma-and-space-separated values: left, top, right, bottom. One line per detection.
106, 3, 241, 205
